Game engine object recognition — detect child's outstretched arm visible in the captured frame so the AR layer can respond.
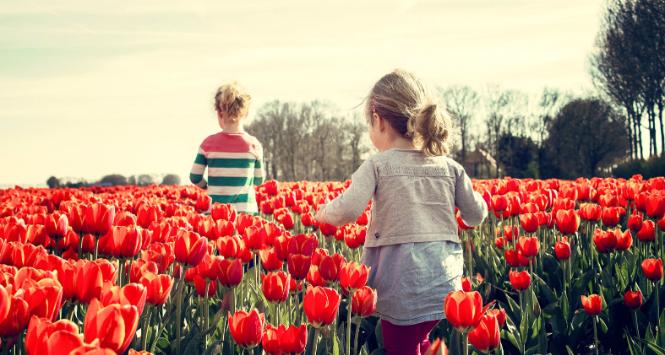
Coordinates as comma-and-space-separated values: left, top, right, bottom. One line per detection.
190, 147, 208, 189
455, 167, 487, 226
316, 160, 376, 227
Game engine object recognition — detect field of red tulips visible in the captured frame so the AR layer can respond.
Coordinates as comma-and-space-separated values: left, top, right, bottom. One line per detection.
0, 176, 664, 354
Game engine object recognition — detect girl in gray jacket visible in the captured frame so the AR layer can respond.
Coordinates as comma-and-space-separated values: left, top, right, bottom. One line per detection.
316, 69, 488, 355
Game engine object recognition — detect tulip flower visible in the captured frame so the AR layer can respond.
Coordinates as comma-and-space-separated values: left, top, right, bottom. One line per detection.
615, 229, 633, 251
216, 235, 245, 260
579, 203, 601, 222
601, 207, 622, 227
100, 283, 147, 316
624, 290, 643, 309
174, 230, 208, 266
518, 236, 539, 258
581, 294, 603, 316
262, 271, 290, 303
444, 290, 485, 333
593, 229, 617, 253
287, 233, 318, 256
304, 286, 341, 328
641, 258, 664, 281
519, 213, 539, 233
260, 248, 283, 271
217, 258, 243, 287
509, 270, 531, 291
21, 277, 64, 321
97, 226, 143, 259
425, 338, 449, 355
0, 285, 9, 323
195, 194, 211, 213
461, 276, 472, 292
0, 294, 30, 338
211, 203, 237, 222
319, 253, 346, 282
262, 323, 308, 355
83, 298, 139, 353
339, 262, 370, 291
287, 254, 312, 281
25, 316, 82, 355
627, 212, 643, 232
44, 213, 69, 239
228, 309, 265, 349
555, 209, 580, 235
82, 203, 116, 235
554, 238, 571, 260
351, 286, 377, 317
485, 308, 507, 327
637, 220, 656, 242
468, 314, 501, 353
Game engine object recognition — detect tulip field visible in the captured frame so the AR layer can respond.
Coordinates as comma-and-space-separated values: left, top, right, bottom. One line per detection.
0, 176, 664, 354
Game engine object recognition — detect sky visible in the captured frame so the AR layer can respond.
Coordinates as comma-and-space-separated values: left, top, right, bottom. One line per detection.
0, 0, 605, 186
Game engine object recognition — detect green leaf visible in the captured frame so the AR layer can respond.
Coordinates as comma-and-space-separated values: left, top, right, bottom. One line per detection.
332, 334, 341, 355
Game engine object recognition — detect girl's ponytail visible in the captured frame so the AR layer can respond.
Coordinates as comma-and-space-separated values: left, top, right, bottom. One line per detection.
413, 103, 450, 156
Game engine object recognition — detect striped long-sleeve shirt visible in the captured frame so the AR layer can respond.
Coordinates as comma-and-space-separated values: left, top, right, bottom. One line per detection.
190, 131, 265, 213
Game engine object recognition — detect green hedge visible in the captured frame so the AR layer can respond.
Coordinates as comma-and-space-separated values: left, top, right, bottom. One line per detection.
613, 155, 665, 178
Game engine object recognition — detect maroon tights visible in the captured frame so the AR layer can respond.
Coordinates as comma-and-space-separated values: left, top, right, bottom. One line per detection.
381, 319, 440, 355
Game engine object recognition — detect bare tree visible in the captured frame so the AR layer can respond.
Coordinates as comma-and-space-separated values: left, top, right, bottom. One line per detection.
440, 86, 479, 162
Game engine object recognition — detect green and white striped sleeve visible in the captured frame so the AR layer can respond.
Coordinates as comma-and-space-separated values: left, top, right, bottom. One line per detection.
254, 144, 265, 186
190, 147, 207, 184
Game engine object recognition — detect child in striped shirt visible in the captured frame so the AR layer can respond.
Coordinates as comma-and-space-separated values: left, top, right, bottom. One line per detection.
190, 82, 265, 214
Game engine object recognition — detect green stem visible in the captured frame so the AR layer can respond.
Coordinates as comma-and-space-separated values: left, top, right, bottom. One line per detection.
78, 232, 84, 259
175, 270, 184, 354
142, 306, 151, 350
346, 291, 354, 355
462, 331, 469, 355
117, 258, 124, 287
94, 234, 100, 260
353, 317, 361, 355
633, 310, 641, 339
312, 328, 320, 355
204, 281, 210, 347
656, 282, 661, 330
593, 315, 599, 355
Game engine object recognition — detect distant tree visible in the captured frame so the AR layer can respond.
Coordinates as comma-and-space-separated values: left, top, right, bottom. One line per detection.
161, 174, 181, 185
540, 97, 629, 178
99, 174, 128, 186
127, 175, 137, 185
440, 86, 479, 162
496, 134, 539, 178
137, 174, 155, 186
592, 0, 665, 158
46, 176, 60, 189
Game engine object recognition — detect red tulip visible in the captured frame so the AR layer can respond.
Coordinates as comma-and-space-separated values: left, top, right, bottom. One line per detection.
461, 277, 472, 292
287, 254, 311, 280
75, 261, 105, 304
0, 285, 9, 323
82, 203, 115, 235
217, 258, 244, 287
83, 298, 139, 353
100, 283, 147, 316
339, 262, 369, 291
504, 248, 530, 267
624, 290, 643, 309
425, 338, 449, 355
228, 309, 265, 349
140, 273, 173, 305
517, 236, 539, 258
444, 290, 485, 332
262, 323, 308, 355
580, 294, 603, 316
0, 294, 30, 337
641, 258, 664, 281
509, 270, 531, 291
25, 316, 82, 355
195, 194, 211, 213
304, 286, 341, 328
637, 220, 656, 242
555, 209, 580, 235
468, 314, 501, 353
601, 207, 622, 227
579, 203, 601, 222
260, 248, 283, 271
174, 230, 208, 266
211, 203, 237, 222
97, 226, 143, 258
593, 229, 617, 253
287, 234, 318, 256
216, 235, 245, 259
615, 229, 633, 250
485, 308, 507, 327
627, 212, 643, 232
193, 274, 217, 297
352, 286, 377, 317
44, 213, 69, 239
319, 253, 346, 282
21, 277, 63, 321
262, 271, 290, 303
554, 238, 571, 260
306, 265, 327, 287
646, 193, 665, 218
519, 213, 539, 233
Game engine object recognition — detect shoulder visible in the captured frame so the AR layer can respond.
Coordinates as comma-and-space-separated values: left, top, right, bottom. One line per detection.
242, 134, 263, 158
200, 132, 225, 151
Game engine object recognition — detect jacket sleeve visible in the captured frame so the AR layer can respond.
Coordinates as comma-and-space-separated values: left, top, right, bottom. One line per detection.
454, 166, 488, 226
316, 159, 376, 226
